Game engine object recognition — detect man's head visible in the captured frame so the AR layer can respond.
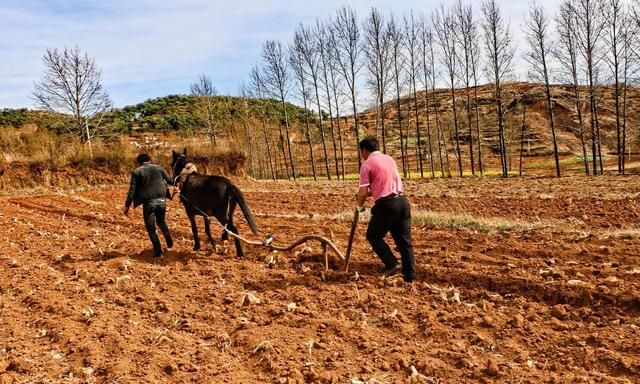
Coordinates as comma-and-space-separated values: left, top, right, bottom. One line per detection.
136, 153, 151, 165
359, 137, 379, 160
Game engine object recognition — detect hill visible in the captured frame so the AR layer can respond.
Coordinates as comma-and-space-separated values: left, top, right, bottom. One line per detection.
346, 82, 640, 176
2, 82, 639, 179
0, 94, 311, 135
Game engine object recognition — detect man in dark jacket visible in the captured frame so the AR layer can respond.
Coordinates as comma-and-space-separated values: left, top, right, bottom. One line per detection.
123, 154, 174, 257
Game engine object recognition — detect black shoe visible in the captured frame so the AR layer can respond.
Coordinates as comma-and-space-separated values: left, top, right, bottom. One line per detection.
154, 249, 164, 258
166, 240, 174, 249
382, 264, 401, 277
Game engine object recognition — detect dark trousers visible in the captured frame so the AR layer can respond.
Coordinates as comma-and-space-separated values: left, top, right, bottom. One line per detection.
366, 194, 415, 282
143, 199, 173, 256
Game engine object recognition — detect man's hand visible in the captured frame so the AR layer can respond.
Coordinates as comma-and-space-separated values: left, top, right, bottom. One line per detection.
357, 186, 369, 208
122, 206, 129, 216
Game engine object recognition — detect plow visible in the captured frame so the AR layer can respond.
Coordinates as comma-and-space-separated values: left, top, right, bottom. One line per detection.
218, 208, 361, 272
220, 228, 348, 271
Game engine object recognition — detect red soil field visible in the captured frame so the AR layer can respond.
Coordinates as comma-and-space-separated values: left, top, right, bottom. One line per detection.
1, 176, 639, 383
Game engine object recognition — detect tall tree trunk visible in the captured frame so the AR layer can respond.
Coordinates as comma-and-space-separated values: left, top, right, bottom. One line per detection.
542, 53, 560, 177
379, 90, 387, 154
496, 88, 507, 177
280, 98, 296, 180
587, 55, 598, 176
595, 101, 603, 174
432, 89, 445, 177
312, 83, 331, 179
352, 89, 361, 169
302, 90, 317, 180
465, 82, 475, 176
423, 89, 435, 178
322, 75, 340, 178
395, 78, 407, 177
330, 77, 346, 179
277, 121, 290, 179
621, 61, 629, 174
572, 80, 589, 175
473, 82, 484, 175
262, 118, 276, 181
412, 78, 424, 178
449, 76, 463, 177
519, 107, 526, 176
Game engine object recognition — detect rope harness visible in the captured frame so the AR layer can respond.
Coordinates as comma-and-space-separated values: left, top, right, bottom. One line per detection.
173, 161, 197, 195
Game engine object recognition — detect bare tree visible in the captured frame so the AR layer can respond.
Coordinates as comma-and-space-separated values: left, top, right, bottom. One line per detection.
481, 0, 515, 177
470, 9, 485, 175
573, 0, 606, 175
239, 82, 256, 178
426, 18, 449, 177
363, 7, 393, 154
290, 33, 318, 180
434, 4, 464, 176
388, 15, 409, 177
604, 0, 633, 173
418, 16, 438, 177
316, 23, 345, 180
327, 27, 348, 179
455, 0, 477, 176
32, 46, 112, 157
249, 66, 276, 181
333, 6, 363, 168
316, 21, 341, 178
622, 4, 640, 170
296, 23, 332, 179
190, 74, 220, 145
524, 1, 561, 177
405, 11, 425, 177
519, 106, 528, 176
555, 1, 589, 175
261, 40, 296, 180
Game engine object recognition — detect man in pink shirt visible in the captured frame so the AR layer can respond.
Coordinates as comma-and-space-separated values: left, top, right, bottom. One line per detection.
357, 137, 415, 282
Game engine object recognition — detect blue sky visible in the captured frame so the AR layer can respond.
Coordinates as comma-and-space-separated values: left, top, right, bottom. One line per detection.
0, 0, 554, 109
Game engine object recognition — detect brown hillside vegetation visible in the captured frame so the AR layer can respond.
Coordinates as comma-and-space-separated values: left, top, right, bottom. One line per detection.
334, 82, 640, 176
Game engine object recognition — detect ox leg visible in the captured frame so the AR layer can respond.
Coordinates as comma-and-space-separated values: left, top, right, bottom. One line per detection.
188, 213, 201, 251
204, 218, 219, 252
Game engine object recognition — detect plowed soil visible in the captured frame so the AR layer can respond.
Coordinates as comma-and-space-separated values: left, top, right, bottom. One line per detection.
1, 176, 639, 383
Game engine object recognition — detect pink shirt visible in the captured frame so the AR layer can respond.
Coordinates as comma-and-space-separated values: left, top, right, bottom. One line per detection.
359, 151, 404, 201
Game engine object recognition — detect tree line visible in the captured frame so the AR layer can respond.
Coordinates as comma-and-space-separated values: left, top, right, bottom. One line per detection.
240, 0, 640, 179
28, 0, 640, 179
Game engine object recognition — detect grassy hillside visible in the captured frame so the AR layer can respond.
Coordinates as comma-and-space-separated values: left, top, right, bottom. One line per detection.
0, 94, 311, 135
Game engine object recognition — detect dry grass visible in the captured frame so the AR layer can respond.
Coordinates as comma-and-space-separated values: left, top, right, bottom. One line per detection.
410, 210, 543, 232
0, 128, 245, 176
254, 209, 547, 233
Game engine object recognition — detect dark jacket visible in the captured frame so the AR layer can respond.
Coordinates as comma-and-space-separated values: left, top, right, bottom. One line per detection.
124, 163, 173, 208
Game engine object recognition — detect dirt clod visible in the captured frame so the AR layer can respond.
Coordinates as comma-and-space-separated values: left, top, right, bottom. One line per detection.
551, 305, 567, 320
483, 359, 500, 377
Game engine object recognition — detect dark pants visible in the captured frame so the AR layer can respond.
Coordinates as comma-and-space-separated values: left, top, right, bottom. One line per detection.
366, 194, 415, 282
143, 199, 173, 256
